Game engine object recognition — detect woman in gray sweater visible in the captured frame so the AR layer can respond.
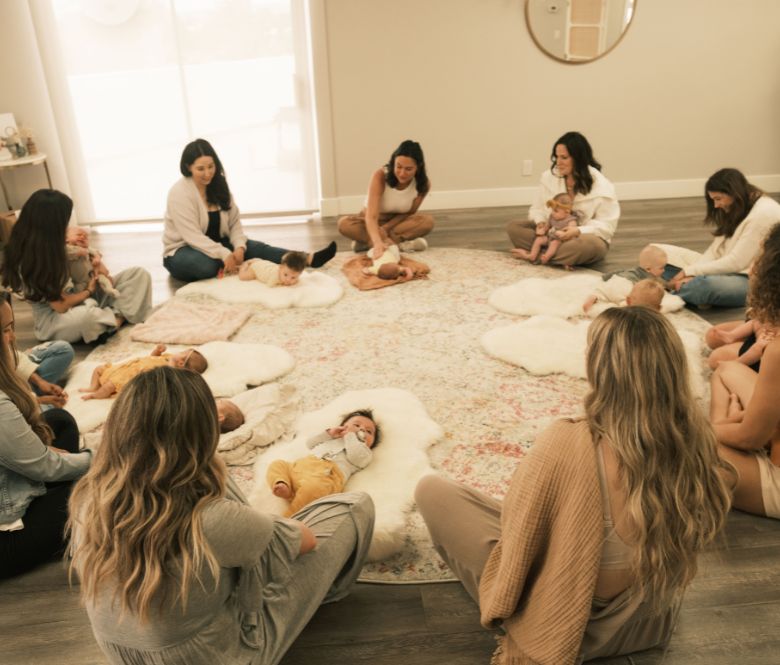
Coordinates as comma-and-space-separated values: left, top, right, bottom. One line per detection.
0, 296, 91, 578
68, 366, 374, 665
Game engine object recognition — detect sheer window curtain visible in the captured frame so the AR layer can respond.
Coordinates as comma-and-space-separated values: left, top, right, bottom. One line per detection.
29, 0, 318, 224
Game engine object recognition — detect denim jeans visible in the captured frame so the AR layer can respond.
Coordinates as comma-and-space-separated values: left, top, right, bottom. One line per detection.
26, 340, 75, 393
663, 264, 749, 308
163, 238, 290, 282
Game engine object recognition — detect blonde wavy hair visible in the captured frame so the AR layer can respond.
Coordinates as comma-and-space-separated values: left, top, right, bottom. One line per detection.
0, 299, 52, 444
584, 307, 732, 611
68, 366, 226, 622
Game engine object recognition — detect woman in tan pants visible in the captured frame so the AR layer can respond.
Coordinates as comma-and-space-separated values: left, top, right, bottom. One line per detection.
338, 139, 433, 257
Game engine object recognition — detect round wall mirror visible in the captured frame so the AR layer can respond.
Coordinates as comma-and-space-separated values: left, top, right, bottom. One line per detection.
525, 0, 636, 64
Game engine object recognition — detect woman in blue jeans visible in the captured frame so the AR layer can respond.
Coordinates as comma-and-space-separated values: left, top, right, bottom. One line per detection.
162, 139, 337, 282
660, 168, 780, 308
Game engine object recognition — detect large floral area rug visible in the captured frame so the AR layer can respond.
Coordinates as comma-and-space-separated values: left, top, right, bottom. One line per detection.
85, 248, 711, 583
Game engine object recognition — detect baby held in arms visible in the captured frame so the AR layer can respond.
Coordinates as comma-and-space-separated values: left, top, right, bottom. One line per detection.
79, 345, 208, 400
66, 225, 119, 298
238, 251, 308, 287
266, 409, 379, 516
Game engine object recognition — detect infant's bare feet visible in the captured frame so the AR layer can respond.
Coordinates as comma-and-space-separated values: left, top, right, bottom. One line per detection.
273, 482, 292, 499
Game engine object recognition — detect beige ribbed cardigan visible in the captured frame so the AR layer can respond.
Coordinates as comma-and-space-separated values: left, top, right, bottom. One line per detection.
479, 418, 603, 665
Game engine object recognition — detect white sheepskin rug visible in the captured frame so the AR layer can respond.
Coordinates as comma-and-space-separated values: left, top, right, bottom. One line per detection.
63, 341, 295, 433
175, 270, 343, 308
248, 388, 443, 562
481, 315, 707, 399
489, 273, 685, 318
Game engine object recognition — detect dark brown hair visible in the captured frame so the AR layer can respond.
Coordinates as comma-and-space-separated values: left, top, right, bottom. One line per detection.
704, 168, 762, 238
747, 223, 780, 326
281, 251, 307, 273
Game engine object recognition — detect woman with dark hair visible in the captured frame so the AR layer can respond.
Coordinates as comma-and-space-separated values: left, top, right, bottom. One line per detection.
659, 168, 780, 308
416, 307, 733, 663
0, 296, 91, 579
163, 138, 336, 282
2, 189, 152, 344
337, 139, 433, 259
711, 224, 780, 518
69, 366, 374, 665
508, 131, 620, 267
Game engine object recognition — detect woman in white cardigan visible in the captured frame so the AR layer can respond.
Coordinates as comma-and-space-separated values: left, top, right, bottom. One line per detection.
661, 168, 780, 308
163, 139, 336, 282
507, 131, 620, 268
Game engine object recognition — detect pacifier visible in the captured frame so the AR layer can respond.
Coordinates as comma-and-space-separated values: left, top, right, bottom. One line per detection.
356, 429, 367, 442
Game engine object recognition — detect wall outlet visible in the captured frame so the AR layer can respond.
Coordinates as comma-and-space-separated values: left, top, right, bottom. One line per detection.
522, 159, 533, 176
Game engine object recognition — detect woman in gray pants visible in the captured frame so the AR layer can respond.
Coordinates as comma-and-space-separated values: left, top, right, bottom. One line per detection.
68, 366, 374, 665
3, 189, 151, 344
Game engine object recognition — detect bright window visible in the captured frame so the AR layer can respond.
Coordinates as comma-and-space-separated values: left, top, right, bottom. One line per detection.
48, 0, 316, 222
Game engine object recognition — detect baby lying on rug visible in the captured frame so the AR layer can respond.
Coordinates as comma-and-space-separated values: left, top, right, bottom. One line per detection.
79, 344, 208, 400
364, 244, 413, 281
237, 250, 308, 287
216, 398, 244, 432
267, 409, 378, 516
583, 244, 667, 313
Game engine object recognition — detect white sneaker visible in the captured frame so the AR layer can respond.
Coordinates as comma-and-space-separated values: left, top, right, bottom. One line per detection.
350, 240, 370, 253
398, 238, 428, 252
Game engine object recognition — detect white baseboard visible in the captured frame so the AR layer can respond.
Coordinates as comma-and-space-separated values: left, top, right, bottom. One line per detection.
320, 173, 780, 217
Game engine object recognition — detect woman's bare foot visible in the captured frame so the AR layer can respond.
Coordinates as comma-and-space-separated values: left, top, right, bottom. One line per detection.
510, 248, 533, 261
273, 481, 292, 499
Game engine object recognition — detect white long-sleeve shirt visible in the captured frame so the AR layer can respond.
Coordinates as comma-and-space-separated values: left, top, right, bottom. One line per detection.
683, 195, 780, 276
528, 166, 620, 245
162, 177, 247, 261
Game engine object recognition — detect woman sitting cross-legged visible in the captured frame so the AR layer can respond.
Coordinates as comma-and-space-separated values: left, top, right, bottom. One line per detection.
163, 138, 337, 283
507, 131, 620, 268
0, 296, 92, 579
68, 366, 374, 665
711, 224, 780, 519
416, 307, 733, 664
2, 189, 152, 344
662, 168, 780, 308
337, 139, 433, 257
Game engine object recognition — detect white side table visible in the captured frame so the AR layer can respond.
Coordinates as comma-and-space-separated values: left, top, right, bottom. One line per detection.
0, 153, 52, 210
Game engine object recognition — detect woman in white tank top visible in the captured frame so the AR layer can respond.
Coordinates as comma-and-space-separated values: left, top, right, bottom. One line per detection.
337, 140, 434, 259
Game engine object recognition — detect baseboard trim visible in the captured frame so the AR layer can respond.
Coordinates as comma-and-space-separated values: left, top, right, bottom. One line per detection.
320, 174, 780, 217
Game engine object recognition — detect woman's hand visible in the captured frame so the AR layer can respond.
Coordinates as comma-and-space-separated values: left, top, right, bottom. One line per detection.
38, 393, 68, 408
296, 521, 317, 554
556, 226, 581, 242
223, 253, 239, 275
232, 247, 246, 267
669, 270, 694, 291
371, 238, 388, 261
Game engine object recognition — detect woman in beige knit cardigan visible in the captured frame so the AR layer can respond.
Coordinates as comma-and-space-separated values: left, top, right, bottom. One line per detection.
416, 307, 733, 664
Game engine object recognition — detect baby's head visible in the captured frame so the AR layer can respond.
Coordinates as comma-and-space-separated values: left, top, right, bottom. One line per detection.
168, 348, 208, 373
340, 409, 380, 448
278, 251, 307, 286
66, 225, 90, 248
377, 263, 403, 280
547, 193, 574, 220
626, 279, 665, 312
216, 398, 245, 433
638, 244, 667, 278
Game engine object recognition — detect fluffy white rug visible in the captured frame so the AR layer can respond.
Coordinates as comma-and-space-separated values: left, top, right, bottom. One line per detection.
176, 270, 343, 308
489, 273, 685, 318
63, 341, 295, 433
248, 388, 443, 562
481, 315, 708, 398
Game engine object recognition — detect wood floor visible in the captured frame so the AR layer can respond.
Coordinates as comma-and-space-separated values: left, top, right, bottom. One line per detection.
3, 197, 779, 665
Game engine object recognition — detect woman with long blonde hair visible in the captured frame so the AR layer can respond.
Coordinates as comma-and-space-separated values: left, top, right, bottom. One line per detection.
68, 366, 374, 665
0, 294, 91, 579
416, 307, 732, 664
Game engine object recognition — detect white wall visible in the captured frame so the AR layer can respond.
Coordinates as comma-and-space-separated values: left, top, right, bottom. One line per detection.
315, 0, 780, 214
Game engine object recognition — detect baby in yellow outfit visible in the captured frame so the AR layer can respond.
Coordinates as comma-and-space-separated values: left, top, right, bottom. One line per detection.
79, 344, 208, 400
238, 251, 307, 287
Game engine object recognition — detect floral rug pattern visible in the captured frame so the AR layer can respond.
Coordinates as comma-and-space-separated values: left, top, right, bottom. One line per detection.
89, 249, 711, 583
